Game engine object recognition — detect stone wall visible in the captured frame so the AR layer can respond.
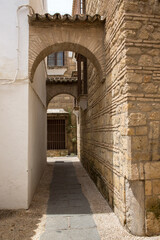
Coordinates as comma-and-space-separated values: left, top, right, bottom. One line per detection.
48, 94, 74, 110
79, 0, 160, 236
123, 1, 160, 235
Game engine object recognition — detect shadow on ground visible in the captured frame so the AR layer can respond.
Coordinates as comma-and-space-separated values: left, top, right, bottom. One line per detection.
40, 161, 102, 240
0, 160, 112, 240
47, 161, 92, 215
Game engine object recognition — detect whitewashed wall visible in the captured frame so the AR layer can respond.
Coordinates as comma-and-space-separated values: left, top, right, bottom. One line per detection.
28, 61, 47, 205
0, 83, 29, 209
0, 0, 47, 209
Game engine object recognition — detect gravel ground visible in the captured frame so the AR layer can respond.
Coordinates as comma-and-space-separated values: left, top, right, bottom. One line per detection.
0, 163, 53, 240
73, 158, 160, 240
0, 157, 160, 240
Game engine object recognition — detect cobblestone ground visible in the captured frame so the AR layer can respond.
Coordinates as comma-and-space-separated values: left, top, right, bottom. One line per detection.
0, 157, 160, 240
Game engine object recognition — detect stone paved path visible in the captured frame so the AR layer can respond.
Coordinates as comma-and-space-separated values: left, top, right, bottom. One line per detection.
40, 160, 101, 240
40, 157, 160, 240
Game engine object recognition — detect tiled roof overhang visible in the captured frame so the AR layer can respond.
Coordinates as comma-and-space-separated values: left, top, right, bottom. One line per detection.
29, 13, 105, 24
46, 77, 77, 84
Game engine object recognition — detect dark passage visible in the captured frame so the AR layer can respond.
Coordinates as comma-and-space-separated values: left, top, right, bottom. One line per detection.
40, 161, 100, 240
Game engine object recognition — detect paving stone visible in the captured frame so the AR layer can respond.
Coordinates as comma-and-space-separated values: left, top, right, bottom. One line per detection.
40, 228, 100, 240
40, 230, 71, 240
41, 161, 100, 240
45, 216, 69, 230
70, 215, 96, 229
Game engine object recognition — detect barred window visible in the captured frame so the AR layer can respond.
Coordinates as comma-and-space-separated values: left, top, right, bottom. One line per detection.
47, 52, 64, 67
47, 119, 65, 150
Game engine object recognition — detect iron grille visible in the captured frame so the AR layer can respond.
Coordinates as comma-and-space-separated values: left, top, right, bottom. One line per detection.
47, 119, 65, 150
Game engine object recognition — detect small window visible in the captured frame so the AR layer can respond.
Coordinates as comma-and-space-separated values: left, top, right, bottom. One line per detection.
47, 52, 64, 68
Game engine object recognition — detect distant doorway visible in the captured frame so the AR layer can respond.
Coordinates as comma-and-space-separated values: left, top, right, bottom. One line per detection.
47, 118, 66, 150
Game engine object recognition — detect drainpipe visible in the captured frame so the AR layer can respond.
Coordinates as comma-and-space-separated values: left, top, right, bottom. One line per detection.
0, 5, 35, 85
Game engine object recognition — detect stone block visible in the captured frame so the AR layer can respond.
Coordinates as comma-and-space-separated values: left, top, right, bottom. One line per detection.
138, 28, 149, 40
127, 83, 138, 92
130, 163, 139, 180
142, 83, 158, 94
125, 179, 145, 236
146, 211, 160, 236
128, 113, 146, 126
143, 75, 152, 83
136, 126, 148, 135
126, 47, 142, 55
137, 103, 152, 112
125, 21, 142, 30
145, 162, 160, 179
127, 73, 143, 83
148, 112, 160, 121
133, 152, 150, 161
153, 56, 160, 64
153, 180, 160, 195
132, 136, 148, 151
149, 121, 160, 139
145, 180, 152, 196
139, 55, 153, 67
126, 56, 138, 65
152, 32, 160, 40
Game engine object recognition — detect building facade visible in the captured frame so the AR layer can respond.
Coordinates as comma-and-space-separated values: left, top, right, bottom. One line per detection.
73, 0, 160, 236
0, 0, 48, 209
0, 0, 160, 237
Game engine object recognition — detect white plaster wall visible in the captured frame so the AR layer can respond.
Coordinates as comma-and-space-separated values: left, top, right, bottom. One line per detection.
0, 83, 29, 209
0, 0, 47, 209
28, 61, 47, 205
0, 0, 29, 81
28, 0, 48, 206
47, 68, 67, 76
28, 89, 46, 204
0, 0, 30, 209
31, 61, 47, 105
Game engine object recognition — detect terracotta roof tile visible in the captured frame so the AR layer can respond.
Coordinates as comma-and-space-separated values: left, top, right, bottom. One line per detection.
29, 13, 105, 23
46, 77, 77, 84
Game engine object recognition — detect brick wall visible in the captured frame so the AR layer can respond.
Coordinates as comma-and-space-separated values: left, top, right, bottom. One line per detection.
79, 0, 160, 236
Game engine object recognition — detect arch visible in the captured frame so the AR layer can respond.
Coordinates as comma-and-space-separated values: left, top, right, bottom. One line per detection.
29, 15, 106, 82
46, 81, 78, 106
48, 92, 76, 105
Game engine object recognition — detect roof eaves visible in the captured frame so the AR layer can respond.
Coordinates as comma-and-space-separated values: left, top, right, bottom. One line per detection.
29, 13, 105, 23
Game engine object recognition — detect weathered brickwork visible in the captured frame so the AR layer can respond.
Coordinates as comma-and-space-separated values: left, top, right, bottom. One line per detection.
79, 0, 160, 236
29, 15, 106, 83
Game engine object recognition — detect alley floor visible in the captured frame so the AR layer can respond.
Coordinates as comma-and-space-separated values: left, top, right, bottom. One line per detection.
0, 157, 160, 240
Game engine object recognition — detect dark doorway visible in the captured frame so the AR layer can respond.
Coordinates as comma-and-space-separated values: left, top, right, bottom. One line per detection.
47, 118, 65, 150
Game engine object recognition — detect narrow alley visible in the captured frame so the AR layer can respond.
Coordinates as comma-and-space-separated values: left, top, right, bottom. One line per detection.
0, 157, 159, 240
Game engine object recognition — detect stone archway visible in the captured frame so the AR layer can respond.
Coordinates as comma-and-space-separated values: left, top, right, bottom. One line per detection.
46, 80, 78, 106
29, 14, 106, 82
